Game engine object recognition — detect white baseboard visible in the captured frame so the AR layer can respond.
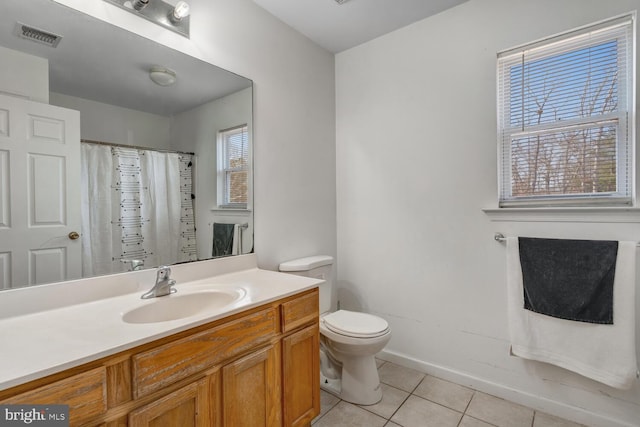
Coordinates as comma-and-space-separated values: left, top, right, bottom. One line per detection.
377, 349, 634, 427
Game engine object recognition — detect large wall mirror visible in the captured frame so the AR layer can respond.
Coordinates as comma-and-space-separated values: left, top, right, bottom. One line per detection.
0, 0, 253, 290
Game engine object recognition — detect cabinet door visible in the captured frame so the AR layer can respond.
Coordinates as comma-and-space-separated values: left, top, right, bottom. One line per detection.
222, 344, 281, 427
129, 378, 209, 427
282, 325, 320, 427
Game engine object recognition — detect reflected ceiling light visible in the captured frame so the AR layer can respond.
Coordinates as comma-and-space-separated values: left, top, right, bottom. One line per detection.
149, 66, 177, 86
103, 0, 190, 38
131, 0, 149, 11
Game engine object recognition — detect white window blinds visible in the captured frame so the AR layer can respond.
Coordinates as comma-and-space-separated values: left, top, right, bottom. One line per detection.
497, 15, 634, 207
219, 125, 249, 207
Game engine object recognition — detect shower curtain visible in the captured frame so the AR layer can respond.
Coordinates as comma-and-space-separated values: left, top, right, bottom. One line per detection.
81, 143, 196, 276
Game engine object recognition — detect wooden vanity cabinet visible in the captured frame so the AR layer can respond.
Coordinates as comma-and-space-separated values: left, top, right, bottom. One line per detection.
222, 344, 281, 427
0, 288, 320, 427
0, 367, 108, 426
282, 325, 320, 427
128, 378, 210, 427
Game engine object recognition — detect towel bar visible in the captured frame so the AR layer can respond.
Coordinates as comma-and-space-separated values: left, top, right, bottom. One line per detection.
494, 233, 639, 247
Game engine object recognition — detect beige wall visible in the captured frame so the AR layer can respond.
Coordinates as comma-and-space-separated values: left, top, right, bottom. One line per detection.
336, 1, 640, 426
0, 46, 49, 102
50, 92, 171, 149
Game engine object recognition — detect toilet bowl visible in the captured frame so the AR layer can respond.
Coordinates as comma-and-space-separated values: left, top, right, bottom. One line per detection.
319, 310, 391, 405
279, 256, 392, 406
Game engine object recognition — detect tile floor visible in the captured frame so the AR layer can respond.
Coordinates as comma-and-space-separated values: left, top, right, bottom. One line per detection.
311, 360, 588, 427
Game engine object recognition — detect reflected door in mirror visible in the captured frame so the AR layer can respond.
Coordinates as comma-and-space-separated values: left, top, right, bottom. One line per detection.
0, 93, 81, 289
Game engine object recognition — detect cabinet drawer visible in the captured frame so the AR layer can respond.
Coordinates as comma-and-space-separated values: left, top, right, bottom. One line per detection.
281, 289, 319, 333
0, 367, 107, 426
133, 307, 278, 399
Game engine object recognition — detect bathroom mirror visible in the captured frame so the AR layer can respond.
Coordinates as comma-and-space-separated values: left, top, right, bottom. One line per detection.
0, 0, 253, 290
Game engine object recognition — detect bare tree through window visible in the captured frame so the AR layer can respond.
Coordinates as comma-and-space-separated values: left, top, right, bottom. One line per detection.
497, 17, 633, 206
510, 42, 618, 197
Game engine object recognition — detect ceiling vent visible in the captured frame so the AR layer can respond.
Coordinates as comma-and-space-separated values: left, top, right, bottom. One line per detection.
15, 23, 62, 48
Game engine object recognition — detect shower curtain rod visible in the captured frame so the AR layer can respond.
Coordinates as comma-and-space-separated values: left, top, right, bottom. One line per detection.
494, 232, 640, 247
81, 139, 195, 156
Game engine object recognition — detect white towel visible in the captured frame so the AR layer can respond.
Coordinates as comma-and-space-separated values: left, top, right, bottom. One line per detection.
231, 224, 241, 255
507, 237, 638, 389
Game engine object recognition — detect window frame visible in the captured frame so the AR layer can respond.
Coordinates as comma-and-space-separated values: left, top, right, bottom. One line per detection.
496, 14, 635, 208
217, 124, 249, 209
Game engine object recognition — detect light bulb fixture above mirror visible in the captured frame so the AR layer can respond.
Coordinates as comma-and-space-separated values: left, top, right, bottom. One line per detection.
103, 0, 190, 38
132, 0, 149, 11
170, 1, 190, 23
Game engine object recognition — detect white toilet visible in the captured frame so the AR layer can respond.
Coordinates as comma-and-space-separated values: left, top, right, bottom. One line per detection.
279, 255, 391, 405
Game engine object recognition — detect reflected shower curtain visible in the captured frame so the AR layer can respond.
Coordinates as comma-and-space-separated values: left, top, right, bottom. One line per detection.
81, 143, 196, 276
81, 143, 114, 276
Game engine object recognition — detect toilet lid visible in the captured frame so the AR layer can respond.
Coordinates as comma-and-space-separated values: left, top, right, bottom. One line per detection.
322, 310, 390, 338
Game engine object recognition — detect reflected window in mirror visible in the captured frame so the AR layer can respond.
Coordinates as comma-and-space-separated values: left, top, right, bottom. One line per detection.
218, 125, 249, 209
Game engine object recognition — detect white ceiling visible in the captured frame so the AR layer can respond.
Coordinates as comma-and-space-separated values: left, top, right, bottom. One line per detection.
252, 0, 468, 53
2, 0, 468, 115
2, 0, 251, 116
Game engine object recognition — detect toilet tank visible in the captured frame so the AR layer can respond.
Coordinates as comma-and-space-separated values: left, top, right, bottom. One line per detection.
279, 255, 333, 314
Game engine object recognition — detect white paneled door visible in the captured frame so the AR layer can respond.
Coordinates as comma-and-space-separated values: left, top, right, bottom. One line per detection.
0, 93, 81, 289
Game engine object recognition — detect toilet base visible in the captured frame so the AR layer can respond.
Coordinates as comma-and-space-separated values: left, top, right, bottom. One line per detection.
319, 353, 383, 406
339, 354, 382, 405
320, 371, 341, 396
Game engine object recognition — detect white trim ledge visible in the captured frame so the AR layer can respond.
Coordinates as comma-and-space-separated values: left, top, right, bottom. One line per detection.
482, 207, 640, 223
211, 208, 252, 214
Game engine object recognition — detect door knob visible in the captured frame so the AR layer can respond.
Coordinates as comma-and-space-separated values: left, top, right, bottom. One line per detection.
68, 231, 80, 240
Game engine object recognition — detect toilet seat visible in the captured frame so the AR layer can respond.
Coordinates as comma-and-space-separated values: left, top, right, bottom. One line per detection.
322, 310, 390, 338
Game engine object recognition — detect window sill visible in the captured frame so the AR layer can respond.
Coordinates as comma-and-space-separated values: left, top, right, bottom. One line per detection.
482, 207, 640, 223
211, 207, 252, 214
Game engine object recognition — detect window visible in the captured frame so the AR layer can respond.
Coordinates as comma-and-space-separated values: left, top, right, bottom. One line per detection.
497, 15, 634, 207
218, 125, 249, 208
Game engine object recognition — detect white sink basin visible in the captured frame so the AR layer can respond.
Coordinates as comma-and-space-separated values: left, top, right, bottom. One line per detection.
122, 288, 246, 324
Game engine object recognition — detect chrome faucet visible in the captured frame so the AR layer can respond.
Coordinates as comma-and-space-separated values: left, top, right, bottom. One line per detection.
141, 266, 176, 299
122, 259, 145, 271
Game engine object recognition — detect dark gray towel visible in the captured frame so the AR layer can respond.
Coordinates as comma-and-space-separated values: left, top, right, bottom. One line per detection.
518, 237, 617, 324
212, 223, 235, 257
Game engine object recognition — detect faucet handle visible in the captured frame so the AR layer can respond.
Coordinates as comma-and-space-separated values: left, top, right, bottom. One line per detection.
156, 266, 172, 281
141, 266, 177, 299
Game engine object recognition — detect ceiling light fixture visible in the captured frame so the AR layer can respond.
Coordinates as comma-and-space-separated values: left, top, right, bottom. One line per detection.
170, 1, 190, 23
149, 66, 177, 86
335, 0, 351, 4
103, 0, 190, 38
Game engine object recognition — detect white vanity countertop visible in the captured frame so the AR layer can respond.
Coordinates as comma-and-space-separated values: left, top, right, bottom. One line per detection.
0, 265, 322, 391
